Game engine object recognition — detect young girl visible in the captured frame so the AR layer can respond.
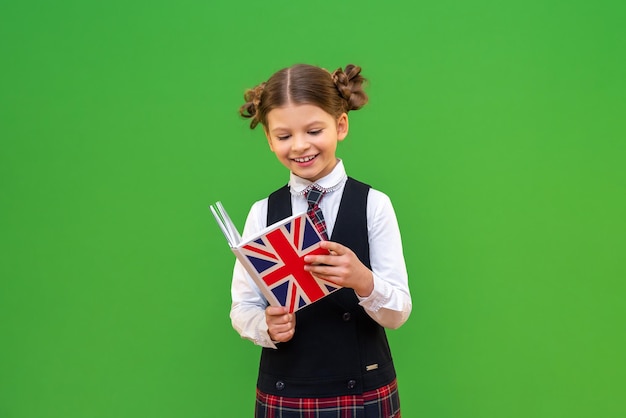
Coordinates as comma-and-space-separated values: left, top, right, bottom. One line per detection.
231, 63, 412, 418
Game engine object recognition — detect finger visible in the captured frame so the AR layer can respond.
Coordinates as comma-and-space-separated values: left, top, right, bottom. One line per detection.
309, 250, 351, 264
308, 268, 342, 284
272, 329, 295, 343
269, 320, 296, 341
306, 263, 334, 275
271, 312, 295, 323
305, 254, 335, 266
270, 322, 293, 334
320, 240, 347, 254
266, 306, 288, 316
269, 314, 294, 326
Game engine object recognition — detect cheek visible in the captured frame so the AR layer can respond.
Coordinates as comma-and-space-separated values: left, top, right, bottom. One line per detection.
269, 141, 288, 157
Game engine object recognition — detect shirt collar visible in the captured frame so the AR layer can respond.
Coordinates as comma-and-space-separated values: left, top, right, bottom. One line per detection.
289, 159, 348, 196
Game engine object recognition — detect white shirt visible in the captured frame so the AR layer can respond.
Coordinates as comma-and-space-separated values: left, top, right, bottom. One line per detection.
230, 160, 412, 348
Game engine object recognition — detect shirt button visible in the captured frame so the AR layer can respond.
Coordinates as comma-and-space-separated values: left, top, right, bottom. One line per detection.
275, 381, 285, 391
347, 379, 356, 389
342, 312, 351, 321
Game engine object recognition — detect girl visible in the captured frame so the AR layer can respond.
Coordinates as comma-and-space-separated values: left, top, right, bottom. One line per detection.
231, 63, 412, 418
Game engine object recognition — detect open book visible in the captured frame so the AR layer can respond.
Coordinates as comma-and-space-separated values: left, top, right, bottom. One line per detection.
210, 202, 340, 313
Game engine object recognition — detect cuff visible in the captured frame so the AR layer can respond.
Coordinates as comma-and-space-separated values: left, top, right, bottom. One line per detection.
254, 314, 278, 349
357, 274, 391, 312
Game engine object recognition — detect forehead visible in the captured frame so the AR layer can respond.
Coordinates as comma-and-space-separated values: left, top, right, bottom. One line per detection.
266, 104, 336, 130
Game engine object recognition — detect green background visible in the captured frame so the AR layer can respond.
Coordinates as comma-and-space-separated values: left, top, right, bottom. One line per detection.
1, 0, 624, 417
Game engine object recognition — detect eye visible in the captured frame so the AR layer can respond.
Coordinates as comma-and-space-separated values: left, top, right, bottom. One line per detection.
308, 129, 322, 136
276, 134, 291, 140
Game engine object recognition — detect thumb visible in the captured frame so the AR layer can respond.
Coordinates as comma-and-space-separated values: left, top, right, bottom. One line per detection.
266, 306, 288, 316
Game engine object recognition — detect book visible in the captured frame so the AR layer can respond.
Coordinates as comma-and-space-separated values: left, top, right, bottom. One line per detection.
210, 201, 340, 313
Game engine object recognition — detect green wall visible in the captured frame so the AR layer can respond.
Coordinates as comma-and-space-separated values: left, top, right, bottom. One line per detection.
1, 1, 624, 417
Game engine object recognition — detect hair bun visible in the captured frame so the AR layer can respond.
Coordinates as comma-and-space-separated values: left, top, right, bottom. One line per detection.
239, 82, 266, 129
331, 64, 368, 111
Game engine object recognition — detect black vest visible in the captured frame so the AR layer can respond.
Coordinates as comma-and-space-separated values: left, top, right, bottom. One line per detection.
257, 177, 396, 397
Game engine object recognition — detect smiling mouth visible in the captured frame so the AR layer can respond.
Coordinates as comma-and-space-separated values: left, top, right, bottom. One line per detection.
293, 155, 318, 163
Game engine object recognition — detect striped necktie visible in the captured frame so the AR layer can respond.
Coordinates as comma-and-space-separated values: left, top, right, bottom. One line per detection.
305, 187, 328, 240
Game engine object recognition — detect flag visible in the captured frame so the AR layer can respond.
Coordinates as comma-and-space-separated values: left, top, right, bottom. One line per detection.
241, 215, 340, 313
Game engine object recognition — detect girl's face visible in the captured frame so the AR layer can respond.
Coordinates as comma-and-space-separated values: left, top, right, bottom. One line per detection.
264, 104, 348, 182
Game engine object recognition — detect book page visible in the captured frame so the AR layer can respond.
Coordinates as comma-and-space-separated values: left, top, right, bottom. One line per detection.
210, 202, 241, 247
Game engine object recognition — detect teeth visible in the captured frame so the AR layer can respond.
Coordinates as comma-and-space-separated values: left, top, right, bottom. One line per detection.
294, 155, 316, 163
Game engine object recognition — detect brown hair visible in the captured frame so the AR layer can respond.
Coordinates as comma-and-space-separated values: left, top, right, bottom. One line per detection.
239, 64, 368, 129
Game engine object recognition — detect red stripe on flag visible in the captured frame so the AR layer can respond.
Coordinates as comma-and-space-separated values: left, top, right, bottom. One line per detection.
262, 229, 326, 303
241, 244, 278, 260
293, 217, 301, 248
289, 282, 298, 313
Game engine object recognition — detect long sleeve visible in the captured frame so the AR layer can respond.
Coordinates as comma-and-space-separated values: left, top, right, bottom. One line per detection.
357, 189, 412, 329
229, 199, 277, 348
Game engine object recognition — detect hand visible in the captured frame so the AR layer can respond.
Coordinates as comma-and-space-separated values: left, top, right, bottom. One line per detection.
266, 306, 296, 343
304, 241, 374, 297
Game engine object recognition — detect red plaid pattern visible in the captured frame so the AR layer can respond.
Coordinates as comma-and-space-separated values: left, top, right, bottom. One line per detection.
255, 379, 401, 418
305, 187, 328, 240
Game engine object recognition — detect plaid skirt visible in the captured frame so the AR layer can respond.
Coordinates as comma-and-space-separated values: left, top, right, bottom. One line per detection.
255, 378, 400, 418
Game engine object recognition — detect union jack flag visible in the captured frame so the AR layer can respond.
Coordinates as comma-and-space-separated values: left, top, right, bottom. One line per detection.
240, 214, 340, 313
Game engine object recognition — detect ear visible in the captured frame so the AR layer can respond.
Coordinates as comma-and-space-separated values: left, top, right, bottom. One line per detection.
264, 127, 275, 151
336, 113, 349, 141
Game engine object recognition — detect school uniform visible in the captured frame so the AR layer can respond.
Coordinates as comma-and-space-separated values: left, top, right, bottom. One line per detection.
230, 160, 411, 417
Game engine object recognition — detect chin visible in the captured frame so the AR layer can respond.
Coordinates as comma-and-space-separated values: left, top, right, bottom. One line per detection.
295, 171, 320, 182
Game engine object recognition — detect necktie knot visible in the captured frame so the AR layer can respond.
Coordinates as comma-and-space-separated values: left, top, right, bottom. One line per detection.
306, 187, 325, 207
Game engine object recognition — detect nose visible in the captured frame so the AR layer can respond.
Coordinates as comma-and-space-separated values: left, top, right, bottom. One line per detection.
291, 134, 310, 152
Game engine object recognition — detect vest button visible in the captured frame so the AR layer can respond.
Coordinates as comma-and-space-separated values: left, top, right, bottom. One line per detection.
342, 312, 351, 321
275, 381, 285, 391
347, 379, 356, 389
